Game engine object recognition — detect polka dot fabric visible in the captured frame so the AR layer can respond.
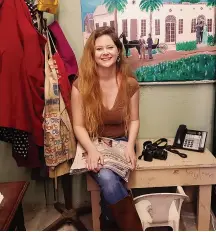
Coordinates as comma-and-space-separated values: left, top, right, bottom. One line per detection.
25, 0, 37, 19
24, 0, 38, 28
0, 127, 29, 158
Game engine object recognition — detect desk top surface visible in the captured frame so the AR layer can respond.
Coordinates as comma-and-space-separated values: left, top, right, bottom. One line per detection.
136, 138, 216, 170
0, 181, 29, 230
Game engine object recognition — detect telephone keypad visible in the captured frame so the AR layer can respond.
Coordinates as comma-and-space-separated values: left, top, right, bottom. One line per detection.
183, 134, 201, 150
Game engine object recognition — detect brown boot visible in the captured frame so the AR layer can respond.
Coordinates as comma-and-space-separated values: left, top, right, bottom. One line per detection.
100, 215, 119, 231
109, 195, 143, 231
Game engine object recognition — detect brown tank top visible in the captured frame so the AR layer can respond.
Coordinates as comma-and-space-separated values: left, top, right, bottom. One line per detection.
73, 77, 139, 138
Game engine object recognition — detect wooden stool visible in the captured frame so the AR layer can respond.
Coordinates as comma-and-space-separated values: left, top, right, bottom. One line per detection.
87, 175, 101, 231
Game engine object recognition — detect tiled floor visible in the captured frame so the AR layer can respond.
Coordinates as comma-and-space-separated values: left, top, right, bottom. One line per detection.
23, 201, 212, 231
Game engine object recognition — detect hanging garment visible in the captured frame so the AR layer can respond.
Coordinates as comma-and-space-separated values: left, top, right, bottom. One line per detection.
48, 21, 78, 77
12, 135, 44, 168
0, 128, 29, 157
51, 44, 73, 122
53, 52, 72, 121
0, 0, 46, 167
0, 0, 4, 8
49, 160, 72, 178
48, 28, 73, 120
43, 37, 76, 168
37, 0, 58, 14
0, 0, 46, 146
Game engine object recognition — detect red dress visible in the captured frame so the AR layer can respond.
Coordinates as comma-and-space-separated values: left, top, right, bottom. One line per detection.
0, 0, 46, 146
0, 0, 46, 168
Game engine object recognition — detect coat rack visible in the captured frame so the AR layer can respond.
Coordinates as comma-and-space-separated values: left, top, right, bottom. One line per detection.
34, 7, 91, 231
43, 173, 91, 231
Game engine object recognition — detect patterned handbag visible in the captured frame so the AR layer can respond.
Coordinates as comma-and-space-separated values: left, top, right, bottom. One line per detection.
70, 137, 132, 182
37, 0, 58, 14
43, 31, 75, 168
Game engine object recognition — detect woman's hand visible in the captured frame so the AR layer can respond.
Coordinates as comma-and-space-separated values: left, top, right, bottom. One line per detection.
125, 146, 137, 170
86, 149, 104, 173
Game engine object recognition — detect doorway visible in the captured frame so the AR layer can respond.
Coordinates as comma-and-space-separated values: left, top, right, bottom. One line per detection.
165, 15, 176, 44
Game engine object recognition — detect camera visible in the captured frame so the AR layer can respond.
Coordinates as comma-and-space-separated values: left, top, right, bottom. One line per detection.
138, 140, 168, 162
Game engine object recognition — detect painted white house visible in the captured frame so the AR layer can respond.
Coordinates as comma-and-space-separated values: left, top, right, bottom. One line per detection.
93, 5, 115, 29
84, 0, 215, 44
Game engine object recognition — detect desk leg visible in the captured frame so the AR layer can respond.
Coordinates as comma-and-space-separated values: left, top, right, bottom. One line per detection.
8, 203, 26, 231
91, 191, 101, 231
197, 185, 211, 231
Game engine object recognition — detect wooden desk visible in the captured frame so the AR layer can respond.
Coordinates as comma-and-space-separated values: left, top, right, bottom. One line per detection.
87, 138, 216, 231
0, 181, 29, 231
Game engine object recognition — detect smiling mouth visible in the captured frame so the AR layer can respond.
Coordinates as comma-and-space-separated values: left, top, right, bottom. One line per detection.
101, 57, 112, 61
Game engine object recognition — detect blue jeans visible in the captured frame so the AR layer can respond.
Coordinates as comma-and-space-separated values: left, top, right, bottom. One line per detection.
90, 168, 129, 204
90, 137, 129, 221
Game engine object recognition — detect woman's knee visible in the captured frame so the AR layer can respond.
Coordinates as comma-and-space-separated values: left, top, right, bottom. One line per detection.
95, 168, 124, 192
97, 169, 119, 186
96, 169, 128, 204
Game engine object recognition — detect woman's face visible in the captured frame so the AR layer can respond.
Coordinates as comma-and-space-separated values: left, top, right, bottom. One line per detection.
94, 34, 119, 68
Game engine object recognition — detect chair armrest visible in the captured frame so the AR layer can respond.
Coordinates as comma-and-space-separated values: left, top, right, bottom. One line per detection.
176, 186, 190, 202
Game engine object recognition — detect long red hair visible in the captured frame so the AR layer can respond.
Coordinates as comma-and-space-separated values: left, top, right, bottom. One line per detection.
78, 26, 134, 137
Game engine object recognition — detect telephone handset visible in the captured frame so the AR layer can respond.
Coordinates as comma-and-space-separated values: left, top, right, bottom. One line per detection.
173, 124, 207, 152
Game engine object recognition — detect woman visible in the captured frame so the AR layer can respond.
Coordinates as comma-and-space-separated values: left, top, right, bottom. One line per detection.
139, 35, 145, 59
71, 26, 142, 231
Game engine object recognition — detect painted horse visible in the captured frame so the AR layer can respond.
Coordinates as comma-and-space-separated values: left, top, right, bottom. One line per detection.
119, 32, 141, 58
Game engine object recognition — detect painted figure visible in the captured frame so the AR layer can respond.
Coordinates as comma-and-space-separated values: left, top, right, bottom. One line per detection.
139, 35, 146, 59
147, 33, 153, 59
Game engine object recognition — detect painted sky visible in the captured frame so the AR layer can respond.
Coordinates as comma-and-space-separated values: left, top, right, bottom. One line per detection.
80, 0, 207, 30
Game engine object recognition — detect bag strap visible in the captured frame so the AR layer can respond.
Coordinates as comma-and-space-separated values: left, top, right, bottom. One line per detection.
47, 29, 57, 54
153, 138, 187, 158
45, 30, 53, 58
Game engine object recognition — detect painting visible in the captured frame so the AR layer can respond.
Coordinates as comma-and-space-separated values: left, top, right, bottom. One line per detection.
80, 0, 216, 82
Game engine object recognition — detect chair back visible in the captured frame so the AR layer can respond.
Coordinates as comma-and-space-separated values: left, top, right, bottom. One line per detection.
134, 191, 188, 223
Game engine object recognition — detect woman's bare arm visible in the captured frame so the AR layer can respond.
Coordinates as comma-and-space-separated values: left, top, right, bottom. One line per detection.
127, 89, 140, 149
71, 85, 96, 153
71, 85, 104, 171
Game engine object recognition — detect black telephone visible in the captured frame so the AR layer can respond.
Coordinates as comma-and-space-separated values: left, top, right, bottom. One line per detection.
173, 124, 207, 152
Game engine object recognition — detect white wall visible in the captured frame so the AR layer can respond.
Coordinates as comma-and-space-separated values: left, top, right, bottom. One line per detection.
57, 0, 83, 61
139, 84, 215, 150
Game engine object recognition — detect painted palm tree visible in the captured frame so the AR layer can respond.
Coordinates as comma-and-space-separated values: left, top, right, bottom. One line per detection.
103, 0, 128, 35
139, 0, 163, 35
207, 0, 216, 37
207, 0, 216, 7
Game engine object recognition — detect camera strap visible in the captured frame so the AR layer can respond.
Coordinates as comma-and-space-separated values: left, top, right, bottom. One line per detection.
152, 138, 168, 149
153, 138, 187, 158
138, 138, 187, 160
165, 145, 187, 158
